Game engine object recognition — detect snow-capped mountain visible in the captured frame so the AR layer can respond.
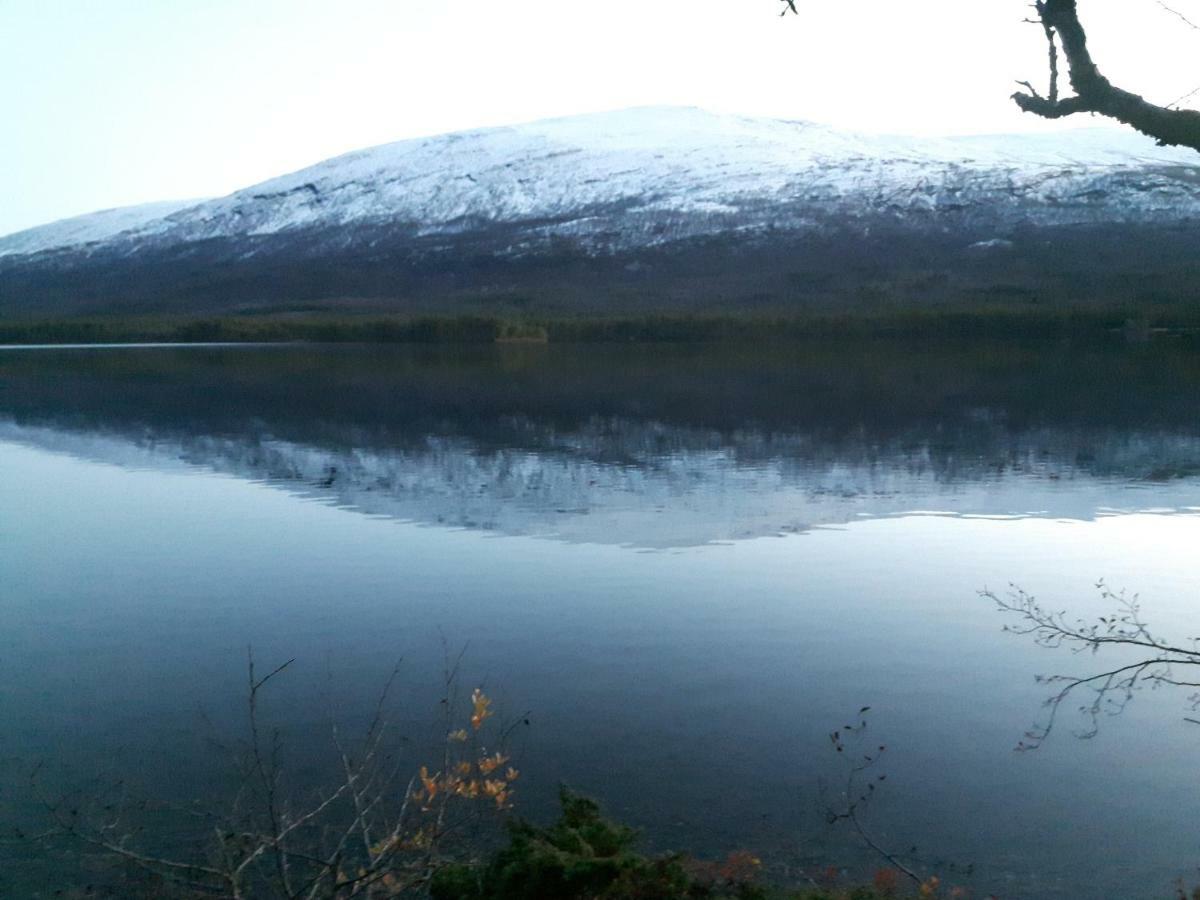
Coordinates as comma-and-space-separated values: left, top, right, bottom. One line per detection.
0, 199, 203, 259
2, 106, 1198, 316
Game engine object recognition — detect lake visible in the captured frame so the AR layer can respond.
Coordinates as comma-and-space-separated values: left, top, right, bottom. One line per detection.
2, 340, 1199, 898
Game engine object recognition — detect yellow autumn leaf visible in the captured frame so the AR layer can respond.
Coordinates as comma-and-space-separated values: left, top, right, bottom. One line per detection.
478, 751, 508, 774
419, 765, 440, 799
470, 688, 493, 730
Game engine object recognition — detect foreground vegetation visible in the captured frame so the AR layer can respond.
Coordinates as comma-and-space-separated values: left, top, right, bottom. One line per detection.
4, 304, 1200, 345
11, 614, 1200, 897
430, 789, 947, 900
12, 671, 953, 899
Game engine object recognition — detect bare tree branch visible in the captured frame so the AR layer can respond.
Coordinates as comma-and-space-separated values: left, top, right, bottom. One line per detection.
1168, 83, 1200, 110
16, 656, 520, 899
985, 580, 1200, 749
821, 709, 921, 885
1156, 0, 1200, 33
1013, 0, 1200, 150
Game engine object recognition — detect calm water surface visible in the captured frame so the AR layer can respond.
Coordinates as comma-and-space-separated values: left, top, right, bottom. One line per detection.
2, 342, 1199, 898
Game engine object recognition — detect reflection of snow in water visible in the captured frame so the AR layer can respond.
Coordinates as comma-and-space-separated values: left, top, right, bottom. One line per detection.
3, 417, 1200, 548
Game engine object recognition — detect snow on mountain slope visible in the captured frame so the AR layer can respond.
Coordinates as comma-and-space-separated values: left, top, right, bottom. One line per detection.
0, 199, 204, 258
127, 107, 1200, 247
3, 107, 1198, 263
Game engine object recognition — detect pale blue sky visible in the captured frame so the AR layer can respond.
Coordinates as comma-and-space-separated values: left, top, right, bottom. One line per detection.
2, 0, 1196, 236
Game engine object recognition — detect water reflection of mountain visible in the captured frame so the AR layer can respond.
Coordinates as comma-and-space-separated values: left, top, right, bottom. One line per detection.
2, 343, 1200, 547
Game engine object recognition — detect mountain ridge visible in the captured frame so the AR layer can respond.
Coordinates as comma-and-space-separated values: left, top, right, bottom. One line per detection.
3, 106, 1198, 318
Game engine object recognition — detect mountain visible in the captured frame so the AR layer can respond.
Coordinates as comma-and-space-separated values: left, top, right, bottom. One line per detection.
2, 106, 1199, 317
0, 199, 203, 260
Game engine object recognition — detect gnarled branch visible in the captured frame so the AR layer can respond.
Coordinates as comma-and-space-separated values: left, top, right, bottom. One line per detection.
1014, 0, 1200, 151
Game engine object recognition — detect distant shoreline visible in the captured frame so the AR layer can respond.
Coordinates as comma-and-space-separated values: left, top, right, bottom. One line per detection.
1, 308, 1198, 346
0, 341, 286, 351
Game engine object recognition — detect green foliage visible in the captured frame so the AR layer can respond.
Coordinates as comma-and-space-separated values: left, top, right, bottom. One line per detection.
431, 788, 657, 900
430, 789, 922, 900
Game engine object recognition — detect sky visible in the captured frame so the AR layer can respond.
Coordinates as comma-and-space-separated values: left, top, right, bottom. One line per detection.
2, 0, 1198, 236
